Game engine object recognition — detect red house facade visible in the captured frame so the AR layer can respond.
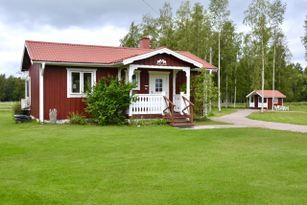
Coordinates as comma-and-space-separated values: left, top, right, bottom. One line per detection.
21, 37, 216, 123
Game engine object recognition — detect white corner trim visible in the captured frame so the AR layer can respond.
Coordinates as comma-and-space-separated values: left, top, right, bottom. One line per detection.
66, 68, 97, 98
122, 48, 203, 68
39, 62, 45, 123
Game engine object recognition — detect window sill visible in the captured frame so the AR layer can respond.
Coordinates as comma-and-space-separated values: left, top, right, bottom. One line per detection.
67, 93, 87, 98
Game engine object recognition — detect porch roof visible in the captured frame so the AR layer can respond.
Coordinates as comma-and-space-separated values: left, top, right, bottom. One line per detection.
22, 40, 216, 70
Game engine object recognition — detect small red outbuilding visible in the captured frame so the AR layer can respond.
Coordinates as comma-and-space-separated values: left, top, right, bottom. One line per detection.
246, 90, 286, 110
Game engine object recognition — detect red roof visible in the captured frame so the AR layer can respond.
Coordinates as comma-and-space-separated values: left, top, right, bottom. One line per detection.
24, 40, 216, 69
248, 90, 286, 98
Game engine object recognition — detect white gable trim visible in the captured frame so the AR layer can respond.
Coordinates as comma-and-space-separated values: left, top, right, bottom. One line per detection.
246, 91, 262, 98
122, 48, 203, 68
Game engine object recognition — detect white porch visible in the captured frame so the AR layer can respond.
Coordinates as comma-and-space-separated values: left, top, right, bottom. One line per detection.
123, 64, 192, 117
129, 92, 190, 116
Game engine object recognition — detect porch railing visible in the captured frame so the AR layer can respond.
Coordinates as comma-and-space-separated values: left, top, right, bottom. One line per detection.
182, 95, 194, 123
130, 94, 166, 115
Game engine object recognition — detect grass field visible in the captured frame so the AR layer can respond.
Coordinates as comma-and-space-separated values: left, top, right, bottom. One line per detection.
0, 107, 307, 204
248, 111, 307, 125
286, 101, 307, 112
248, 101, 307, 125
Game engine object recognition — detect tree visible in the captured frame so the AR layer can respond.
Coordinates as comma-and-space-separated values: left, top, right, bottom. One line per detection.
120, 22, 141, 47
191, 70, 217, 117
157, 2, 175, 48
303, 16, 307, 61
173, 0, 192, 51
269, 0, 286, 109
244, 0, 272, 112
209, 0, 230, 112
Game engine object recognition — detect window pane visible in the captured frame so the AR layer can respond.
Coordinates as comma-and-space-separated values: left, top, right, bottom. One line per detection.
83, 73, 92, 92
26, 80, 30, 97
71, 72, 80, 93
132, 74, 137, 83
155, 79, 163, 92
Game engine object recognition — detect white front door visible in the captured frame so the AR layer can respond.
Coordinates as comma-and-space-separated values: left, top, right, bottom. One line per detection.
149, 72, 169, 98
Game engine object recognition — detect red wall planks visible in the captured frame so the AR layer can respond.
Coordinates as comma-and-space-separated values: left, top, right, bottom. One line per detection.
134, 53, 194, 67
43, 66, 118, 120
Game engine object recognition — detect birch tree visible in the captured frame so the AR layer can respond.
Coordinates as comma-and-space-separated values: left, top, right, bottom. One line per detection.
209, 0, 230, 112
269, 0, 286, 109
244, 0, 271, 112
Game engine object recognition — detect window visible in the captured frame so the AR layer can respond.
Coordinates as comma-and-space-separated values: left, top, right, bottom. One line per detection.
67, 68, 96, 98
258, 97, 267, 103
25, 78, 30, 98
250, 96, 254, 103
155, 78, 163, 92
125, 70, 140, 90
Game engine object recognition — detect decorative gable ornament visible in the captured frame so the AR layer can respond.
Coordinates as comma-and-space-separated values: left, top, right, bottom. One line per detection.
157, 59, 167, 66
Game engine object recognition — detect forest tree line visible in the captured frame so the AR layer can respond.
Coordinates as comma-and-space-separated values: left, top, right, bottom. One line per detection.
121, 0, 307, 102
0, 74, 24, 102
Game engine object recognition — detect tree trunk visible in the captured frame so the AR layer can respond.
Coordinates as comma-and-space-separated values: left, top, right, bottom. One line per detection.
234, 57, 237, 108
261, 37, 265, 113
218, 32, 221, 111
272, 45, 276, 110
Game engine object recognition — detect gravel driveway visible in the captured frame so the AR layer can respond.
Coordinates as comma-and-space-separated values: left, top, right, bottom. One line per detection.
193, 109, 307, 133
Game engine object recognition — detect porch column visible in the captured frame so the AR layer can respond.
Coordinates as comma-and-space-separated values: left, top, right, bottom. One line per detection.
127, 65, 137, 116
172, 70, 178, 101
183, 68, 190, 100
39, 62, 45, 123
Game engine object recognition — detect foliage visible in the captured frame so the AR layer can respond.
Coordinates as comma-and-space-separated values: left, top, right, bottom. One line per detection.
120, 22, 141, 47
85, 78, 135, 125
12, 102, 28, 115
68, 112, 86, 125
303, 16, 307, 61
0, 74, 25, 102
191, 70, 217, 117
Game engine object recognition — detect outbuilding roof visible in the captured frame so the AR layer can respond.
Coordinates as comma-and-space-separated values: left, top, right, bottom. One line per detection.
22, 40, 216, 70
246, 90, 286, 98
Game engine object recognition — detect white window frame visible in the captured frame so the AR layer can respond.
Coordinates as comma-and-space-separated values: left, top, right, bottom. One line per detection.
25, 76, 31, 99
67, 68, 97, 98
125, 70, 141, 90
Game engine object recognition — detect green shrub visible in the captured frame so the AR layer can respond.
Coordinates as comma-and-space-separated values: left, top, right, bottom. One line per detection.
12, 102, 29, 115
68, 113, 86, 125
85, 78, 135, 125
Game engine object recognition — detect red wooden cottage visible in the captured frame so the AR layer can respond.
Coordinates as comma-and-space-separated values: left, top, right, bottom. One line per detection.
246, 90, 286, 109
21, 37, 216, 123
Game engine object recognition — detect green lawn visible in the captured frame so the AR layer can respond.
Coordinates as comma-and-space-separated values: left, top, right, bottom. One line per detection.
248, 111, 307, 125
0, 110, 307, 204
0, 101, 15, 111
286, 102, 307, 112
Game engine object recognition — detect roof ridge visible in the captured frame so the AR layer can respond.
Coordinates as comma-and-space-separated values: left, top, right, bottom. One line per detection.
25, 40, 153, 51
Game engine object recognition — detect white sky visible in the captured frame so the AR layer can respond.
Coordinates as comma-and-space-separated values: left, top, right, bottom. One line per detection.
0, 0, 306, 76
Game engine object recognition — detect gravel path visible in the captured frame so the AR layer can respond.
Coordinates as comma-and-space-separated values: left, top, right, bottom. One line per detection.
193, 109, 307, 133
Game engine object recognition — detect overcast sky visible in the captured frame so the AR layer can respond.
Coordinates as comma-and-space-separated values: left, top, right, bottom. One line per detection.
0, 0, 306, 76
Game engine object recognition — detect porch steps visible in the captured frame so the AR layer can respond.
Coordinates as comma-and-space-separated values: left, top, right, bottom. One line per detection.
164, 113, 194, 128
